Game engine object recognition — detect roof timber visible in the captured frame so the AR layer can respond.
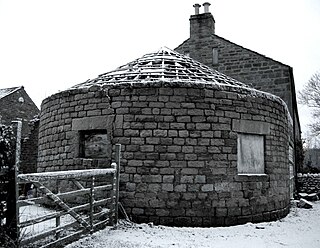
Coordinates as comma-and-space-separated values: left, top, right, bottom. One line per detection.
71, 47, 248, 89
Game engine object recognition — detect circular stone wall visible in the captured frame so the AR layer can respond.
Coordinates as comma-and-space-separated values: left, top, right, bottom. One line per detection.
38, 81, 292, 227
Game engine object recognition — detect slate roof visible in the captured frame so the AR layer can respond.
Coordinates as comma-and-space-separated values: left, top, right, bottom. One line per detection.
71, 47, 248, 89
0, 86, 22, 100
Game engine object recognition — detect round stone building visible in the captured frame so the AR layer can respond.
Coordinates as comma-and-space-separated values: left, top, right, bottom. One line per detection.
38, 47, 292, 227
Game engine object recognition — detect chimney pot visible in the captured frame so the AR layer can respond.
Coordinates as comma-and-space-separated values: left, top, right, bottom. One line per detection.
203, 2, 211, 13
193, 3, 201, 15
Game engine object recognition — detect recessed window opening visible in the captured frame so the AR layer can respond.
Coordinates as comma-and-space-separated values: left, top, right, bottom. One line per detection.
79, 130, 108, 158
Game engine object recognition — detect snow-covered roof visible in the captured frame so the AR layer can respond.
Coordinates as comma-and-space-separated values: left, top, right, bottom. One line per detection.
71, 47, 249, 89
0, 86, 23, 100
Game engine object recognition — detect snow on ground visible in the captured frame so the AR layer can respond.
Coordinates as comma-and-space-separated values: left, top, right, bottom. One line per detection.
66, 201, 320, 248
19, 205, 73, 238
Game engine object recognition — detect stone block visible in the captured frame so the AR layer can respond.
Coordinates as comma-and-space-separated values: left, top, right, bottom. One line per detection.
126, 183, 136, 192
174, 217, 192, 227
252, 214, 264, 223
159, 168, 174, 174
181, 168, 198, 175
187, 184, 200, 192
174, 184, 187, 192
144, 122, 157, 129
140, 145, 154, 152
128, 160, 142, 167
232, 119, 271, 135
124, 129, 140, 137
170, 208, 186, 217
168, 130, 178, 137
228, 207, 241, 216
187, 161, 204, 168
153, 129, 168, 137
162, 184, 174, 192
148, 184, 161, 193
170, 123, 185, 130
146, 137, 160, 144
173, 138, 185, 145
180, 176, 194, 183
149, 199, 166, 208
135, 115, 154, 122
132, 207, 144, 215
170, 161, 186, 167
146, 153, 160, 160
156, 161, 170, 167
195, 175, 206, 183
185, 154, 197, 161
237, 215, 252, 225
201, 184, 213, 192
143, 175, 162, 183
159, 88, 173, 95
156, 209, 170, 217
195, 123, 211, 130
181, 146, 194, 153
241, 206, 252, 215
133, 174, 142, 183
167, 145, 181, 153
71, 115, 114, 131
163, 175, 174, 183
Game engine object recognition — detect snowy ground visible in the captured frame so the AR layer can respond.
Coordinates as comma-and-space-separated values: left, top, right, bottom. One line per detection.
66, 201, 320, 248
19, 205, 73, 238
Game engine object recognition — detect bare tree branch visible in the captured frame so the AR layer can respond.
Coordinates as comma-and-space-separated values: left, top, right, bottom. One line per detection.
299, 71, 320, 136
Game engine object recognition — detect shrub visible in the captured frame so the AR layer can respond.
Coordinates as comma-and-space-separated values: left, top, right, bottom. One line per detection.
0, 124, 15, 168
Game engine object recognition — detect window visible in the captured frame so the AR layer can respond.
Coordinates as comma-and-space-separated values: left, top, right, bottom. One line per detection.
212, 48, 218, 65
79, 130, 108, 158
237, 134, 265, 174
289, 146, 294, 163
72, 116, 114, 160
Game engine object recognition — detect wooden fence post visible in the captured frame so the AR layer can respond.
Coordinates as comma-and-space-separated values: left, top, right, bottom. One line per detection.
55, 180, 61, 240
114, 144, 121, 226
89, 176, 95, 233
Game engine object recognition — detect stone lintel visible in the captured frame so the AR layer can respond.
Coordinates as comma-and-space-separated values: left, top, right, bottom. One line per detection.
232, 119, 270, 135
72, 115, 114, 131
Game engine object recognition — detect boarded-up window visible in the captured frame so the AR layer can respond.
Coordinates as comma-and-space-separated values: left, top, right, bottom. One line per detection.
80, 130, 108, 158
237, 134, 265, 174
289, 146, 294, 163
212, 48, 218, 65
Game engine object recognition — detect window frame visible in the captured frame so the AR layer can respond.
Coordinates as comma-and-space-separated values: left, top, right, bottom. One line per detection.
237, 133, 266, 175
79, 129, 109, 159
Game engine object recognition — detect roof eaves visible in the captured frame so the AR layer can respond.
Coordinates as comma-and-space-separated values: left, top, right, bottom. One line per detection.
0, 86, 23, 100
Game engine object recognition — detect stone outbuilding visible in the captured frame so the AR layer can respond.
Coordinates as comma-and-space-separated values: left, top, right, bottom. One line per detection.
38, 47, 292, 226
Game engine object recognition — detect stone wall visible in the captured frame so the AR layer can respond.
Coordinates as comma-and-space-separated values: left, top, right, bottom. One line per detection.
20, 119, 39, 173
297, 174, 320, 194
176, 35, 294, 119
38, 81, 291, 227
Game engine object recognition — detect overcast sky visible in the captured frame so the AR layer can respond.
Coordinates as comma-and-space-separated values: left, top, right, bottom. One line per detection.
0, 0, 319, 137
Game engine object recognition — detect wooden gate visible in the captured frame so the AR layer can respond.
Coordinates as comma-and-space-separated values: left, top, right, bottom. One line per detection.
5, 144, 121, 248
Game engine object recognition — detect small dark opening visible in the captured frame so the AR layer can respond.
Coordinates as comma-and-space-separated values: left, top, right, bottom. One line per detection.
79, 130, 108, 158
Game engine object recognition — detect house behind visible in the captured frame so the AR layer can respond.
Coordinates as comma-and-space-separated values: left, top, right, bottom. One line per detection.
175, 3, 301, 172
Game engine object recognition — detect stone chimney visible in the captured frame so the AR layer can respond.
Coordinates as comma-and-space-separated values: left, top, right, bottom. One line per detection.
190, 2, 215, 40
